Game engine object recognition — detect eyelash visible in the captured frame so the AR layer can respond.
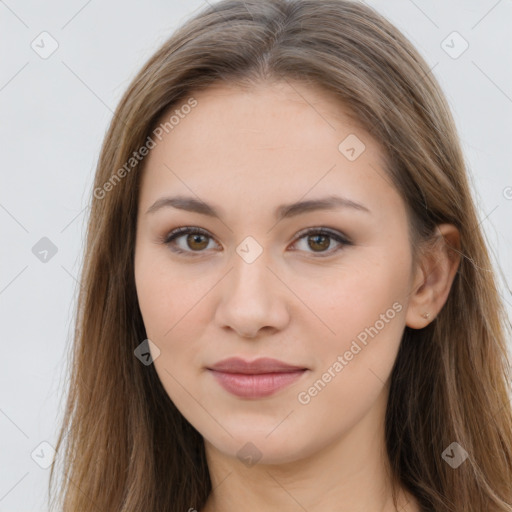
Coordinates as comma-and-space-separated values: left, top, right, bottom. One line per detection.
161, 226, 352, 258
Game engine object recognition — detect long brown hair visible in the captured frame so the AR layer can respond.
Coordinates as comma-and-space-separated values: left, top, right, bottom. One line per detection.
49, 1, 512, 510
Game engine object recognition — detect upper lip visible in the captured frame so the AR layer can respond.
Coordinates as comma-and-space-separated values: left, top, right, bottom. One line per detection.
207, 357, 307, 374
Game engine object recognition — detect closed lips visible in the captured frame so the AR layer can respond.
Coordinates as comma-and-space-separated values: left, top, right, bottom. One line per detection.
207, 357, 308, 374
207, 357, 308, 399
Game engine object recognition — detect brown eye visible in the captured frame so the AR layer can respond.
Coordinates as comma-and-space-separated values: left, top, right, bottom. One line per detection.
292, 228, 351, 257
164, 227, 218, 256
307, 233, 331, 252
185, 233, 209, 251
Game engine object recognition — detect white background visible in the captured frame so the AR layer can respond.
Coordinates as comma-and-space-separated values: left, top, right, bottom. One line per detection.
1, 0, 511, 510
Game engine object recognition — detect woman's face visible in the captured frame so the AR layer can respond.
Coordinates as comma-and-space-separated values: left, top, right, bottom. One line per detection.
134, 80, 418, 464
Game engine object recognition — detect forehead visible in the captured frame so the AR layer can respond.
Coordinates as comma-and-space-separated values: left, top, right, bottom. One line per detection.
156, 80, 375, 154
138, 80, 400, 221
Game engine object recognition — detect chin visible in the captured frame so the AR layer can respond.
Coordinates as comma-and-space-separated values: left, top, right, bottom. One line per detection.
203, 426, 314, 467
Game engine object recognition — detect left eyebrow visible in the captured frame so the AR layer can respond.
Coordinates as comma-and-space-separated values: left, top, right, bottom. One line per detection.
144, 194, 371, 220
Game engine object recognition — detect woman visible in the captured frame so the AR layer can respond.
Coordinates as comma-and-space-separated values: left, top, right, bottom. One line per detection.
49, 1, 512, 511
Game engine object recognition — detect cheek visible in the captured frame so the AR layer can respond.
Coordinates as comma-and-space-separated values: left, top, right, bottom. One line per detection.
297, 250, 410, 384
306, 254, 407, 330
134, 254, 208, 414
135, 244, 200, 338
134, 246, 215, 390
292, 261, 408, 441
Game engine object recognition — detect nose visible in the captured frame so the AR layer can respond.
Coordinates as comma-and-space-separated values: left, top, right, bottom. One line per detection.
214, 251, 291, 339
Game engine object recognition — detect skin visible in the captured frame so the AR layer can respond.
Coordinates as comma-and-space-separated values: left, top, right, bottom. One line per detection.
134, 80, 460, 512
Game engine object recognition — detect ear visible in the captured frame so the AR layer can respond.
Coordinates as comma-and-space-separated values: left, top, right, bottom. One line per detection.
405, 223, 461, 329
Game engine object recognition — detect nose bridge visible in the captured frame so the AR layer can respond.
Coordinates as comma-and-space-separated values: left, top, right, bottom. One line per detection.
214, 240, 290, 336
228, 242, 274, 304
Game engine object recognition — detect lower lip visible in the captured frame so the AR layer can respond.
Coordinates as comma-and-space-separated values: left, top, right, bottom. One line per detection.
208, 369, 307, 398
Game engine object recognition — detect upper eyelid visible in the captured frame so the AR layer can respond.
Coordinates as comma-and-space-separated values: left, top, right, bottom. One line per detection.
294, 226, 349, 239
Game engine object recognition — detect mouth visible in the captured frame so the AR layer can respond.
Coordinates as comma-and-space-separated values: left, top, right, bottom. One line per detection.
206, 357, 308, 398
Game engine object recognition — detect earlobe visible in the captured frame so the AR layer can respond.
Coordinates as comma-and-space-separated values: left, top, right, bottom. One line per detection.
405, 223, 461, 329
